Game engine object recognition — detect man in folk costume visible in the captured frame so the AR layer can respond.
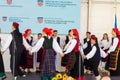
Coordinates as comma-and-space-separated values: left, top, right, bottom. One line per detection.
106, 28, 120, 76
61, 29, 72, 67
83, 35, 101, 80
36, 33, 43, 71
82, 32, 92, 74
23, 29, 36, 72
63, 29, 84, 80
29, 27, 64, 80
0, 28, 6, 79
1, 22, 32, 80
52, 30, 61, 72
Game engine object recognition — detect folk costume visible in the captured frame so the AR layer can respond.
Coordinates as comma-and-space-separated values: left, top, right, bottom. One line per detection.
31, 28, 63, 80
84, 35, 101, 80
22, 29, 36, 71
99, 37, 110, 68
63, 29, 84, 80
107, 28, 120, 76
1, 22, 31, 79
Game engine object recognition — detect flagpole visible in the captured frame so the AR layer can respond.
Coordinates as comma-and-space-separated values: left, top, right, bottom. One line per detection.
114, 0, 117, 15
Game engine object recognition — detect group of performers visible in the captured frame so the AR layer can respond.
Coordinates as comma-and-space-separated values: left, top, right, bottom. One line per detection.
0, 22, 120, 80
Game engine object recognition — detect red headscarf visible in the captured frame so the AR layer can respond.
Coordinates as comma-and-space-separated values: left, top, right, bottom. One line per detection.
42, 27, 53, 36
47, 28, 53, 36
113, 28, 120, 36
23, 29, 31, 38
42, 27, 49, 33
72, 28, 79, 39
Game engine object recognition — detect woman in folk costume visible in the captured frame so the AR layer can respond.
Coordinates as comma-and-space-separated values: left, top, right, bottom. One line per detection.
83, 35, 101, 80
0, 29, 6, 79
30, 27, 64, 80
22, 29, 36, 72
99, 33, 111, 68
1, 22, 31, 80
63, 29, 84, 80
106, 28, 120, 76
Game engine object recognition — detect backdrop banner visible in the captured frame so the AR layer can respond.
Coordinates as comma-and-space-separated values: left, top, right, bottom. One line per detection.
0, 0, 80, 34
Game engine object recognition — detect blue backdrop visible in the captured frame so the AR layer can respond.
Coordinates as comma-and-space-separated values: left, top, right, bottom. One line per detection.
0, 0, 80, 34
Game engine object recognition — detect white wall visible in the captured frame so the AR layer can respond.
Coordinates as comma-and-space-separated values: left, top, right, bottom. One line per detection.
80, 0, 120, 41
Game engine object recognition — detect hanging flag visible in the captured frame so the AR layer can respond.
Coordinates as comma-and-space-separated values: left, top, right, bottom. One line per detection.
114, 15, 117, 28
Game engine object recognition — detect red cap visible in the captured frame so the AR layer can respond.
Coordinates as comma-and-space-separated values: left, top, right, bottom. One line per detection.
91, 35, 97, 41
53, 30, 58, 32
12, 22, 19, 27
72, 28, 79, 39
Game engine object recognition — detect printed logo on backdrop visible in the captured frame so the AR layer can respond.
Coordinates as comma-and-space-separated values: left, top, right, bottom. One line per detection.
38, 0, 43, 7
2, 17, 7, 22
37, 17, 43, 23
6, 0, 12, 5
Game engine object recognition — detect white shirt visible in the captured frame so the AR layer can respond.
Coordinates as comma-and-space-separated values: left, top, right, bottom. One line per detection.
81, 38, 90, 49
86, 45, 97, 60
107, 37, 119, 53
99, 39, 111, 50
64, 39, 77, 54
31, 37, 62, 54
80, 46, 84, 55
1, 34, 32, 52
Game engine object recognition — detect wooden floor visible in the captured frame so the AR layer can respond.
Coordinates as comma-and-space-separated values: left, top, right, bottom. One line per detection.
2, 72, 120, 80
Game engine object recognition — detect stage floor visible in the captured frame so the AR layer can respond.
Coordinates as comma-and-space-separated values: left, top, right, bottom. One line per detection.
3, 72, 120, 80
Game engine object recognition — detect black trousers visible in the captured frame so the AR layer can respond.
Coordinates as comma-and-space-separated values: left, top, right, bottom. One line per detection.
10, 52, 23, 76
89, 60, 100, 76
0, 53, 5, 73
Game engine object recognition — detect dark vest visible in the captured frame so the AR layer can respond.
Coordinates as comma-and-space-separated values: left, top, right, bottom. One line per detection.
43, 36, 53, 49
57, 37, 60, 45
26, 36, 33, 46
83, 38, 91, 55
89, 44, 101, 61
9, 31, 23, 55
65, 35, 69, 44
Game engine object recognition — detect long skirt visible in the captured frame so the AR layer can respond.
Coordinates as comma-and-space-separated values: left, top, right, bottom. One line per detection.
66, 51, 84, 78
41, 49, 56, 77
27, 51, 33, 68
110, 53, 120, 76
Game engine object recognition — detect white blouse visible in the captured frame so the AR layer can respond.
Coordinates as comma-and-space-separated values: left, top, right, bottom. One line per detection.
64, 39, 77, 54
107, 37, 119, 53
99, 39, 111, 50
86, 45, 97, 60
31, 37, 62, 54
1, 34, 32, 52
